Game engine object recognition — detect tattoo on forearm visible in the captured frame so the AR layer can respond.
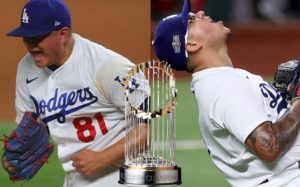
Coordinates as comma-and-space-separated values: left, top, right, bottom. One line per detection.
247, 119, 298, 160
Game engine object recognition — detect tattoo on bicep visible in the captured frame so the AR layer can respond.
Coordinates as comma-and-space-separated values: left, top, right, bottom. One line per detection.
248, 124, 275, 153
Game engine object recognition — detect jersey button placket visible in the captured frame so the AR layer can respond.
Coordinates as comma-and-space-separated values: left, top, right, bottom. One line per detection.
47, 75, 56, 125
49, 75, 56, 93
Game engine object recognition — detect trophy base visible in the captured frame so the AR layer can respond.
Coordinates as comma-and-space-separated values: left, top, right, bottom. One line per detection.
118, 165, 181, 186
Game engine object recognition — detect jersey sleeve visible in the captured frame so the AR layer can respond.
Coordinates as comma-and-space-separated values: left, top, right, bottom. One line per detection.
209, 75, 270, 144
15, 58, 35, 123
95, 56, 150, 112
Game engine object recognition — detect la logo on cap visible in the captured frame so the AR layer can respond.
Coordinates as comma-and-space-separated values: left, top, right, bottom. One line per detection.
22, 8, 29, 23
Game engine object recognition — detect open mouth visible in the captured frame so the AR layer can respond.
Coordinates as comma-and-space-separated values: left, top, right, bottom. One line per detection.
30, 49, 43, 57
29, 49, 45, 64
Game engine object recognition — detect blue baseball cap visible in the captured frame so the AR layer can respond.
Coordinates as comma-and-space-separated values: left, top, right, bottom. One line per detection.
152, 0, 191, 71
7, 0, 71, 37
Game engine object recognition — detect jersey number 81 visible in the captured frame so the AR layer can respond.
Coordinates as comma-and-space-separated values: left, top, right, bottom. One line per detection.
73, 112, 108, 142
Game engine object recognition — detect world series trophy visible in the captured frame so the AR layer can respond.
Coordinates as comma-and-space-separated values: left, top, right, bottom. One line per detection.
119, 60, 181, 186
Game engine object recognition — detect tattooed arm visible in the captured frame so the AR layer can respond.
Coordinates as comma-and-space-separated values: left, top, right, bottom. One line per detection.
245, 99, 300, 161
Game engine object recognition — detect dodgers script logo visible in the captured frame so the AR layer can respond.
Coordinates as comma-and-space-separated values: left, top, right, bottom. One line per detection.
30, 87, 98, 123
259, 83, 288, 115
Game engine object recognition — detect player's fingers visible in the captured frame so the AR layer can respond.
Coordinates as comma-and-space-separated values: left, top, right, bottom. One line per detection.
7, 166, 16, 173
72, 161, 86, 174
72, 160, 84, 169
2, 156, 7, 163
2, 156, 9, 163
2, 157, 16, 173
2, 156, 8, 166
72, 161, 78, 168
70, 154, 79, 161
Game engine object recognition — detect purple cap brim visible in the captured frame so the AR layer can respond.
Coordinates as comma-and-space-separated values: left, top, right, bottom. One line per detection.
7, 27, 51, 37
181, 0, 191, 25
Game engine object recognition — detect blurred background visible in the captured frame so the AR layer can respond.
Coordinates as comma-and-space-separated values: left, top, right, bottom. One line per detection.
152, 0, 300, 24
1, 0, 300, 187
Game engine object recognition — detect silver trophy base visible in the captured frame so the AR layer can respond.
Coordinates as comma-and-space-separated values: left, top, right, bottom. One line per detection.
119, 165, 181, 186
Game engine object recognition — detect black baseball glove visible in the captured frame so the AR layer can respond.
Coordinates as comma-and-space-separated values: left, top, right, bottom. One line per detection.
1, 112, 54, 181
273, 59, 300, 95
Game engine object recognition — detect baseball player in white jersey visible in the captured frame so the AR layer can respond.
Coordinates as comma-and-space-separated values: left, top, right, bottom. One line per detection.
5, 0, 149, 186
153, 0, 300, 186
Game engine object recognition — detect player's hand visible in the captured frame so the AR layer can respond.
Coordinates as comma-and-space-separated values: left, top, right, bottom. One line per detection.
273, 59, 300, 93
288, 81, 300, 103
70, 149, 106, 176
2, 156, 16, 173
286, 59, 300, 103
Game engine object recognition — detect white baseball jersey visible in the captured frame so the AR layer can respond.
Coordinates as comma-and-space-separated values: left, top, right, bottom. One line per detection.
191, 67, 300, 187
15, 33, 149, 187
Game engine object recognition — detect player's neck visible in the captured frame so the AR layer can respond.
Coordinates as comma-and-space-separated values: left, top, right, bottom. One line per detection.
56, 35, 75, 67
47, 65, 60, 71
190, 50, 233, 73
47, 35, 75, 71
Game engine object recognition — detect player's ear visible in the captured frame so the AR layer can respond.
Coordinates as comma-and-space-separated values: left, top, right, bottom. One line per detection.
185, 39, 202, 53
58, 27, 71, 42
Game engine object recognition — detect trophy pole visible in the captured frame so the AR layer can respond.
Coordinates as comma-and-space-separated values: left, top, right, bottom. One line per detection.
119, 60, 181, 186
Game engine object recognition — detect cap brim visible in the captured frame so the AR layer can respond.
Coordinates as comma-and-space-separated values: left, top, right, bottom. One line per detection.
7, 26, 51, 37
181, 0, 191, 26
